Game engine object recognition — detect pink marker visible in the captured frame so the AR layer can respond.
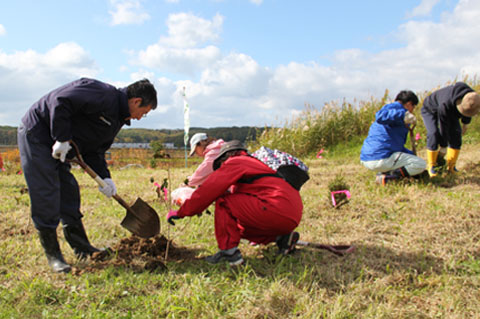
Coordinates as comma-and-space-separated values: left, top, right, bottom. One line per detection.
316, 148, 324, 159
331, 190, 351, 207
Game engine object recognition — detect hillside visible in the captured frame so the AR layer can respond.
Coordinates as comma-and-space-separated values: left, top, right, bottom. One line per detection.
0, 125, 263, 146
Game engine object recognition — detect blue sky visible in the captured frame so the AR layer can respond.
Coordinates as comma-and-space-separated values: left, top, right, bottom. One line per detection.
0, 0, 477, 130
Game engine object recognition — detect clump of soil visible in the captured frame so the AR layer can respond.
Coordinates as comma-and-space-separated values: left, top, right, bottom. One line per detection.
71, 234, 198, 275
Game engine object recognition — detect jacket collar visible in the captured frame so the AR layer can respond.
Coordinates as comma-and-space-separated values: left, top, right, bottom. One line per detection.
119, 87, 131, 126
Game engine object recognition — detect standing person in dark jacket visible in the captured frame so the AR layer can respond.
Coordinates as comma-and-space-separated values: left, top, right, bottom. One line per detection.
360, 90, 426, 185
18, 78, 157, 273
421, 82, 480, 177
167, 141, 303, 266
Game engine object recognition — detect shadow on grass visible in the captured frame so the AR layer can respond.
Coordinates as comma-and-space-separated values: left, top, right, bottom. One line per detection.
239, 243, 445, 293
71, 234, 445, 293
373, 165, 480, 188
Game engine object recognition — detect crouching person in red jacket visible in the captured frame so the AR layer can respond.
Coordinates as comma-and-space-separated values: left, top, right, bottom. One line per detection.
167, 140, 303, 266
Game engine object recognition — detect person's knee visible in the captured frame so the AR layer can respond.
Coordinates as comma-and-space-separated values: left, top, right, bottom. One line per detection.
406, 158, 427, 176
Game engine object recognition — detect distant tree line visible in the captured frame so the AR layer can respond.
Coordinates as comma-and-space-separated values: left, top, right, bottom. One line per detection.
0, 125, 265, 147
115, 126, 264, 147
0, 126, 18, 145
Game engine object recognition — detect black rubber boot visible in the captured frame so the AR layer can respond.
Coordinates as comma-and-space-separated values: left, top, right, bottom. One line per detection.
63, 221, 100, 260
376, 173, 400, 186
376, 167, 409, 186
38, 229, 71, 273
391, 167, 409, 178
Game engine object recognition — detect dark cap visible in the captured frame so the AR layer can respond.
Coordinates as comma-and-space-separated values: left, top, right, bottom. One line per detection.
213, 140, 248, 170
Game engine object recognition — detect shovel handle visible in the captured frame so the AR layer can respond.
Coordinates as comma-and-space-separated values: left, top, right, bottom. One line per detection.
67, 141, 135, 214
409, 125, 417, 155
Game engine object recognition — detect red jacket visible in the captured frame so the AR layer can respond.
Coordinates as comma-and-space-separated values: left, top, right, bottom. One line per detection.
177, 153, 302, 223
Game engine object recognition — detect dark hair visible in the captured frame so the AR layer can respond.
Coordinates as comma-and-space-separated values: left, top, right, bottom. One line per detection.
395, 90, 419, 106
127, 79, 157, 110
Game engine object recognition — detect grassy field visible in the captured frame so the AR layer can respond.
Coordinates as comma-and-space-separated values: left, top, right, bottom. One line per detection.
1, 138, 480, 318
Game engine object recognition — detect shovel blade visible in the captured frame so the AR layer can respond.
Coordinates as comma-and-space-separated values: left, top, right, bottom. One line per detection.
120, 198, 160, 238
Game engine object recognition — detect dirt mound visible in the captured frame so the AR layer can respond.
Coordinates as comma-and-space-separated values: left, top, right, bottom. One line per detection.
71, 234, 199, 275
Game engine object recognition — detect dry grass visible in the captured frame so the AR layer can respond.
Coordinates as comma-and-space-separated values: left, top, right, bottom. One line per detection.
0, 142, 479, 318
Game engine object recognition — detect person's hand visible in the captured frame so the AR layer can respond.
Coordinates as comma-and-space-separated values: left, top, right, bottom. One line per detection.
404, 111, 417, 126
51, 141, 71, 162
462, 124, 468, 135
167, 210, 182, 225
99, 178, 117, 198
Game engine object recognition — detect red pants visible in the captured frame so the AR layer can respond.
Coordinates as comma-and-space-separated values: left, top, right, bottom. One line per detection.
214, 193, 302, 250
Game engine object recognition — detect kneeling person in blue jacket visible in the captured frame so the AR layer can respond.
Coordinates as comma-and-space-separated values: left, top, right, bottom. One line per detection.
360, 90, 426, 185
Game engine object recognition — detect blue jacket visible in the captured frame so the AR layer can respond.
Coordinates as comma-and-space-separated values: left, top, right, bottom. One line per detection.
360, 101, 413, 161
21, 78, 131, 178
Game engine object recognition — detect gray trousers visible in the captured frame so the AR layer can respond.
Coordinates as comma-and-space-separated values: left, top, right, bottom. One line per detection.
17, 125, 82, 230
361, 152, 426, 176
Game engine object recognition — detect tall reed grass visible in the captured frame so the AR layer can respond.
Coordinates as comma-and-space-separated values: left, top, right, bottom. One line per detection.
254, 78, 480, 157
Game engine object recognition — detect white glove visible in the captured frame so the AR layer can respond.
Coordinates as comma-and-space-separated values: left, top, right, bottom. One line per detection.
51, 141, 72, 162
99, 178, 117, 198
404, 111, 417, 125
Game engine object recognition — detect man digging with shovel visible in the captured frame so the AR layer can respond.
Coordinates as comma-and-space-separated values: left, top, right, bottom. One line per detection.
18, 78, 157, 273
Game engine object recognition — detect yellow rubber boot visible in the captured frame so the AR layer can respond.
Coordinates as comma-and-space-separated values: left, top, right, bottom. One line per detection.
427, 150, 439, 177
446, 148, 460, 173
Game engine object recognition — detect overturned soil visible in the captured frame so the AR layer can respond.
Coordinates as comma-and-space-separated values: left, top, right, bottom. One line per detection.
71, 235, 199, 275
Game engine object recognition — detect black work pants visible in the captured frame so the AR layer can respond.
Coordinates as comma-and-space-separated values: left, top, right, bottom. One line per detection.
17, 125, 82, 230
421, 107, 462, 150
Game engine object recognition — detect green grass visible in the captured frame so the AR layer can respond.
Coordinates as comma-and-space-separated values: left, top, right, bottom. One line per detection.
2, 78, 480, 318
1, 141, 480, 318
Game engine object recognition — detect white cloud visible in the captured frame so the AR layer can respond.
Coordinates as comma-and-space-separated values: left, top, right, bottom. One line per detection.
0, 42, 99, 125
406, 0, 440, 18
137, 45, 221, 75
3, 1, 480, 130
134, 13, 223, 74
160, 12, 223, 48
130, 70, 155, 82
147, 0, 480, 129
0, 24, 6, 36
250, 0, 263, 5
108, 0, 150, 26
165, 0, 179, 3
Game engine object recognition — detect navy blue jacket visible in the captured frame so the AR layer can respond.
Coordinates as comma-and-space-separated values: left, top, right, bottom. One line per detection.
21, 78, 131, 178
422, 82, 473, 126
360, 101, 413, 161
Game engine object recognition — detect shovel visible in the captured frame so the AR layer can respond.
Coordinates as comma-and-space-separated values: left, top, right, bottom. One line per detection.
296, 240, 355, 256
68, 141, 160, 238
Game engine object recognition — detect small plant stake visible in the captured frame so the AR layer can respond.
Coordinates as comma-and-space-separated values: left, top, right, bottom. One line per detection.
165, 167, 172, 262
316, 148, 324, 159
331, 190, 351, 207
328, 174, 351, 208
